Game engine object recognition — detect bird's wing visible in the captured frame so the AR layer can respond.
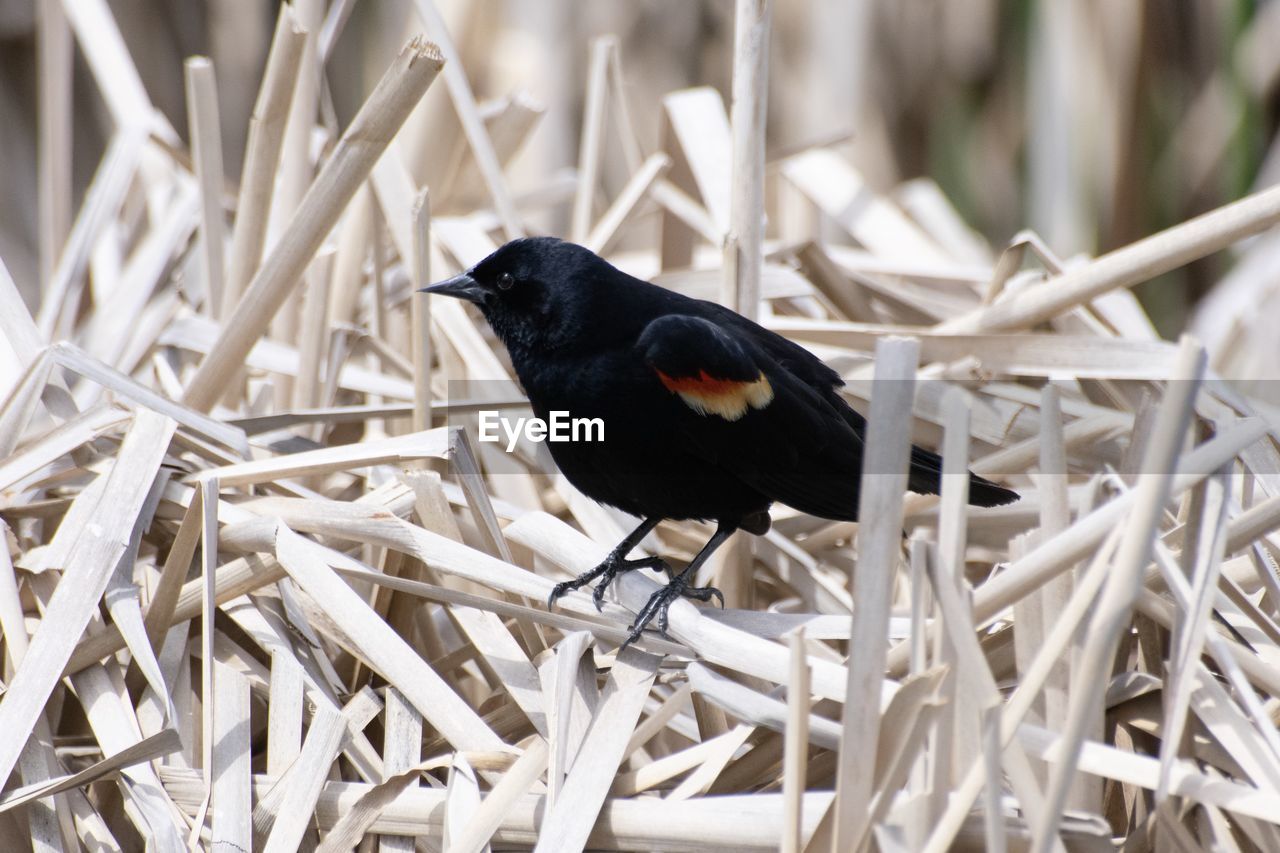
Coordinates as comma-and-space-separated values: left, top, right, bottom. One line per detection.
637, 315, 777, 421
698, 300, 846, 389
637, 314, 866, 520
636, 313, 1018, 517
690, 303, 1017, 508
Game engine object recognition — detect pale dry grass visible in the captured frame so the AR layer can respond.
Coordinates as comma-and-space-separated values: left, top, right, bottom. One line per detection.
4, 2, 1280, 852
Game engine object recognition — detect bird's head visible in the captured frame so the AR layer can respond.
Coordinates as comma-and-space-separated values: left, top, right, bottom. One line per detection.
421, 237, 619, 353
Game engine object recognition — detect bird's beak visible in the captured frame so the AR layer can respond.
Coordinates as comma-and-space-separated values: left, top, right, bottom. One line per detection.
419, 272, 485, 304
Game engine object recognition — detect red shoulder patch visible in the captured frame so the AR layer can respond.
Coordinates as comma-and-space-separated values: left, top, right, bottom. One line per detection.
655, 369, 774, 421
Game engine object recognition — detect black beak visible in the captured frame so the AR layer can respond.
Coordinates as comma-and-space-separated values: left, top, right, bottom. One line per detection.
419, 272, 485, 304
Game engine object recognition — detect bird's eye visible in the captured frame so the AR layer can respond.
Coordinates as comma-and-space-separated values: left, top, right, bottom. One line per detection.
497, 273, 515, 291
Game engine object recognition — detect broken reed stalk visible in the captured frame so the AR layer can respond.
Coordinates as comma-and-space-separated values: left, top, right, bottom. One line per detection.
182, 38, 444, 413
782, 628, 811, 853
724, 0, 770, 321
184, 56, 227, 319
224, 4, 306, 322
292, 244, 332, 411
267, 0, 323, 377
572, 36, 614, 243
937, 387, 972, 591
36, 0, 72, 288
981, 704, 1007, 853
833, 336, 917, 851
1035, 384, 1087, 809
1155, 468, 1230, 803
211, 661, 252, 850
411, 188, 432, 433
381, 693, 425, 848
199, 477, 219, 801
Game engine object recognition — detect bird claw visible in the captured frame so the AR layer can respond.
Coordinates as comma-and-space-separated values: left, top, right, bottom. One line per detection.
621, 574, 724, 648
681, 585, 724, 609
547, 554, 672, 612
546, 579, 583, 611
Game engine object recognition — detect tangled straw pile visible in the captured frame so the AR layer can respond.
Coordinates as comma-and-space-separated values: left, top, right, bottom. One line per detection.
5, 1, 1280, 851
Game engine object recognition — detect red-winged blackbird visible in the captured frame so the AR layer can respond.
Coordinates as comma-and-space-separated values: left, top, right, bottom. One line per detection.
425, 237, 1017, 645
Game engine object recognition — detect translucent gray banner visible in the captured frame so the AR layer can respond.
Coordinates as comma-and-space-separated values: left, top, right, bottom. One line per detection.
444, 378, 1261, 479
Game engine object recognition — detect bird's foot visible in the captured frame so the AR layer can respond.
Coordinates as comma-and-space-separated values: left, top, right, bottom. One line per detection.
547, 554, 670, 612
621, 574, 724, 649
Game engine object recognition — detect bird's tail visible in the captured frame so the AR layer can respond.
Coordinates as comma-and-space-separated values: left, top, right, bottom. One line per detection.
967, 472, 1020, 507
908, 446, 1019, 508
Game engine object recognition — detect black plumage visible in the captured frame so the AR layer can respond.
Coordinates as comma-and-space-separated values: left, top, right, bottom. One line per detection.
424, 237, 1017, 644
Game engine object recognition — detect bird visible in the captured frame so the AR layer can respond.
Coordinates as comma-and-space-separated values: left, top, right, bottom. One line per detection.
423, 237, 1017, 646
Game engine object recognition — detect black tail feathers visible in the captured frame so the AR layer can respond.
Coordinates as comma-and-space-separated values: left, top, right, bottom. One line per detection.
967, 473, 1020, 507
907, 445, 1019, 508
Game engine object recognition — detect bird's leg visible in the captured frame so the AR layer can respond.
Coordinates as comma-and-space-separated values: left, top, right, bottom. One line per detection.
623, 522, 735, 647
547, 516, 670, 611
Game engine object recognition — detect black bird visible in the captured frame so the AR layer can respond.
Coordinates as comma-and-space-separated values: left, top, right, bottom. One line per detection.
424, 238, 1017, 645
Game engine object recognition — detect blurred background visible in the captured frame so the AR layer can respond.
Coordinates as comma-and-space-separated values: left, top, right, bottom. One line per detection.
0, 0, 1276, 337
